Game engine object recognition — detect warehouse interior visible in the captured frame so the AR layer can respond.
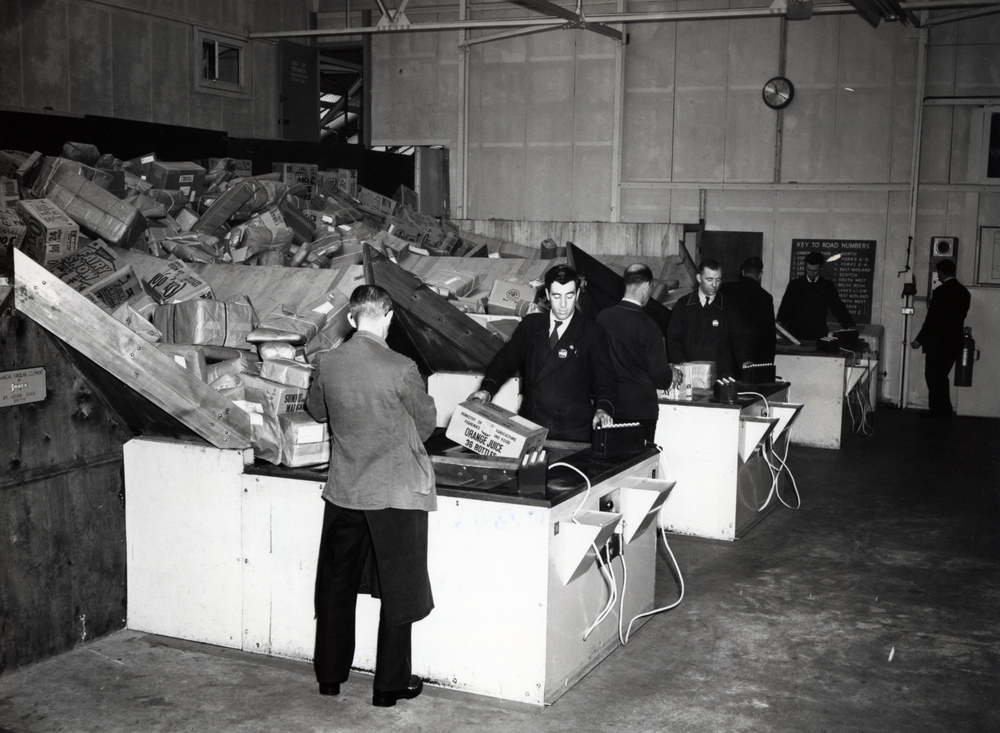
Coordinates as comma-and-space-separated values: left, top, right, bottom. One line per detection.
1, 0, 999, 728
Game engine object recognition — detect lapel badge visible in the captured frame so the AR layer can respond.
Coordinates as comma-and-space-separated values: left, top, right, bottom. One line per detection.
558, 348, 569, 359
712, 319, 720, 327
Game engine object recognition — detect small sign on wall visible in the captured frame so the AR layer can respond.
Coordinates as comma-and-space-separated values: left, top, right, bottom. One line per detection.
0, 367, 46, 407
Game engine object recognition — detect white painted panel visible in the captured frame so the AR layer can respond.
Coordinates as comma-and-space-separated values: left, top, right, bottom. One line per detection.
774, 354, 847, 449
125, 439, 247, 647
655, 403, 742, 540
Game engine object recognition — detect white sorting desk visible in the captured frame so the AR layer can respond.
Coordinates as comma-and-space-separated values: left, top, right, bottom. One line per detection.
124, 437, 666, 706
774, 348, 877, 449
655, 384, 799, 542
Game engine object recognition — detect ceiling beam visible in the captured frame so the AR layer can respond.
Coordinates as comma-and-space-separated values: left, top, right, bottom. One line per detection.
251, 1, 1000, 39
510, 0, 624, 42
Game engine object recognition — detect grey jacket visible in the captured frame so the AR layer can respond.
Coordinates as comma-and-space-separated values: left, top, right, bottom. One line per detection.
306, 330, 438, 511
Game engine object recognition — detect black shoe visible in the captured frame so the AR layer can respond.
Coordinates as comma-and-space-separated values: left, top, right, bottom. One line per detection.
372, 676, 423, 707
319, 683, 340, 696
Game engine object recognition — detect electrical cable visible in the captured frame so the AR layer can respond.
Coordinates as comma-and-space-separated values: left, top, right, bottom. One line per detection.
548, 460, 620, 640
736, 391, 769, 417
617, 534, 629, 646
622, 526, 684, 644
769, 434, 801, 509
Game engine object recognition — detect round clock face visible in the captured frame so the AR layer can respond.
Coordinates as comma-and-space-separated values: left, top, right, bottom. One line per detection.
762, 76, 794, 109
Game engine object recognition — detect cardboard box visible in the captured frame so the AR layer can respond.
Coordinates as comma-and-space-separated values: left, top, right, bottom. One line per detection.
143, 258, 214, 304
272, 163, 318, 198
260, 357, 315, 390
148, 161, 206, 200
240, 374, 308, 415
32, 158, 147, 247
423, 269, 479, 299
281, 440, 330, 468
445, 400, 547, 461
85, 267, 143, 310
192, 177, 262, 236
153, 297, 256, 350
46, 239, 132, 296
355, 186, 397, 218
0, 207, 26, 260
208, 158, 252, 177
0, 176, 18, 208
128, 153, 158, 178
316, 169, 358, 199
278, 409, 329, 445
487, 280, 537, 315
17, 198, 80, 265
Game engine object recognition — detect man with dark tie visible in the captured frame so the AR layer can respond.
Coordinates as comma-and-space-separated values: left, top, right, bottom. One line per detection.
777, 251, 855, 341
666, 259, 751, 379
469, 264, 617, 442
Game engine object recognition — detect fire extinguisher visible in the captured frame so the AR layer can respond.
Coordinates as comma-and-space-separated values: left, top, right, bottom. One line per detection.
954, 327, 980, 387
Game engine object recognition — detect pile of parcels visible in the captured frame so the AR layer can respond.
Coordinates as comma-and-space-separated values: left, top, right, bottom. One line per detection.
0, 140, 474, 278
0, 140, 556, 467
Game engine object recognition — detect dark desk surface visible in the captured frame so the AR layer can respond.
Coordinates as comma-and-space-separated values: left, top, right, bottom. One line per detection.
657, 381, 790, 410
244, 434, 661, 509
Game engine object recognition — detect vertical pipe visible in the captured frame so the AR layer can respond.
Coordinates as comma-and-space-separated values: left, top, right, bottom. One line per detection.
457, 0, 469, 220
772, 17, 788, 184
609, 0, 626, 225
900, 20, 929, 409
362, 10, 373, 149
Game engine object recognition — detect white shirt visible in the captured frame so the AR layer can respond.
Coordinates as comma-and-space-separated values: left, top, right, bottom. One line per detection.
550, 313, 573, 340
698, 292, 714, 307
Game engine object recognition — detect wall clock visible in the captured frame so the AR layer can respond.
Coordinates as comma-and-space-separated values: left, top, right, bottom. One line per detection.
762, 76, 794, 110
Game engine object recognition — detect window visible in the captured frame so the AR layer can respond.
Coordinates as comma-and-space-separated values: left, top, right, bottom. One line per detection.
195, 30, 250, 98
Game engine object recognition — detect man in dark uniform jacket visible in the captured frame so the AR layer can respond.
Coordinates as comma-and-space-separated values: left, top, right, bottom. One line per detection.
469, 264, 616, 441
597, 264, 679, 442
306, 285, 437, 707
667, 259, 751, 379
719, 256, 776, 364
777, 251, 856, 341
910, 259, 971, 418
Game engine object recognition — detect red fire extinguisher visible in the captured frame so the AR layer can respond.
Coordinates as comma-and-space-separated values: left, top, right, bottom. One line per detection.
954, 327, 979, 387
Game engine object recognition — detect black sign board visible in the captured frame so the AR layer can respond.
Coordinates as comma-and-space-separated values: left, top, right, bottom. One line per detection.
789, 239, 876, 323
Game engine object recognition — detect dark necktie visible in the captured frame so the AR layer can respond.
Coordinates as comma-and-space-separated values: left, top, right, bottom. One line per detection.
550, 320, 563, 350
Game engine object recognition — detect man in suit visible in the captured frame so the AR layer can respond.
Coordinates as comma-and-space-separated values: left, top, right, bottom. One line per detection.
910, 259, 971, 418
719, 256, 776, 364
596, 263, 679, 442
306, 284, 437, 707
469, 264, 616, 442
777, 250, 856, 341
667, 259, 751, 379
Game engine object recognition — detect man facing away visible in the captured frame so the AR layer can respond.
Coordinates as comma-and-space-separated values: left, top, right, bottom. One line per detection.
910, 258, 971, 419
306, 284, 438, 707
776, 250, 855, 341
469, 264, 616, 442
596, 263, 680, 442
667, 259, 751, 379
719, 256, 776, 364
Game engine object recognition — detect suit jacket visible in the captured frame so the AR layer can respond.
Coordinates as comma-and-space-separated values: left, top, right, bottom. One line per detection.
481, 311, 617, 441
776, 275, 855, 341
720, 277, 776, 363
915, 277, 971, 356
306, 330, 438, 512
666, 291, 751, 378
596, 300, 674, 421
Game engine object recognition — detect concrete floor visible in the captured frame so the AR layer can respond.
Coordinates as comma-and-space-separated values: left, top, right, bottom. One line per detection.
1, 408, 998, 732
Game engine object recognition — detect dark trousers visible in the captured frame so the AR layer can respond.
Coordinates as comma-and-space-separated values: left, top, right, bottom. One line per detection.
313, 503, 412, 691
924, 348, 958, 416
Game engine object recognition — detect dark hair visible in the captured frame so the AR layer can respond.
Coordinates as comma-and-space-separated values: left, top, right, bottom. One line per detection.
349, 284, 392, 321
623, 263, 653, 287
697, 259, 722, 275
805, 251, 825, 267
741, 257, 764, 277
544, 264, 581, 291
935, 259, 956, 277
